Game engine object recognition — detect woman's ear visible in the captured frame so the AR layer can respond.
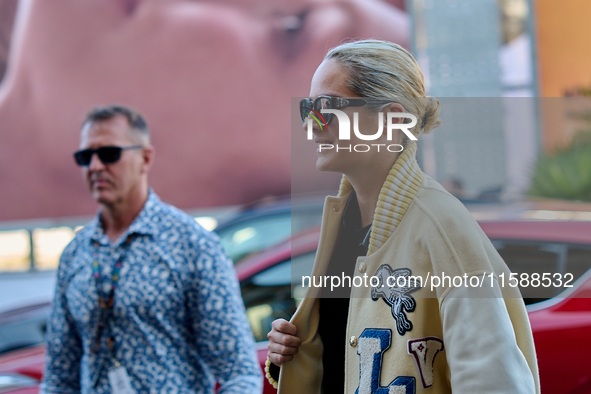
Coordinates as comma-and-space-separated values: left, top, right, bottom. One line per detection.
381, 103, 408, 146
384, 103, 406, 124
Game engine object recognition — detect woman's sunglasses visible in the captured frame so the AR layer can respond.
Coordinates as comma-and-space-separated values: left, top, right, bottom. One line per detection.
73, 146, 143, 166
299, 96, 386, 126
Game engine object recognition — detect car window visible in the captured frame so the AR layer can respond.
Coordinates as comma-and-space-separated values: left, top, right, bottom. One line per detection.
291, 208, 323, 235
241, 252, 315, 343
566, 246, 591, 284
218, 215, 293, 263
216, 205, 323, 264
492, 240, 562, 304
0, 304, 49, 354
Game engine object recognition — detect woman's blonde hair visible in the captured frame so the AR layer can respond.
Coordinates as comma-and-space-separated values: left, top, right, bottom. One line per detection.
325, 39, 441, 140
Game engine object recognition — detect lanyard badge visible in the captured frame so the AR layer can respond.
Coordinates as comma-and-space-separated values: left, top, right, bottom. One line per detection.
108, 359, 135, 394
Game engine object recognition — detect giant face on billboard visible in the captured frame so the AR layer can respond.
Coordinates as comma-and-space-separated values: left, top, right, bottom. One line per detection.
0, 0, 409, 220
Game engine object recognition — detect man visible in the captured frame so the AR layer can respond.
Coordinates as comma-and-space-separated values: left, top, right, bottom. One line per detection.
41, 105, 262, 393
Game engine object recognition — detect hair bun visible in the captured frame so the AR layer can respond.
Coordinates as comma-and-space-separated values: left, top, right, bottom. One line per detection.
421, 97, 441, 134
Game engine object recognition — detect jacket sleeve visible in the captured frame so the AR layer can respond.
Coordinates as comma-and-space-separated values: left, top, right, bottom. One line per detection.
440, 274, 537, 393
187, 231, 263, 394
40, 241, 83, 394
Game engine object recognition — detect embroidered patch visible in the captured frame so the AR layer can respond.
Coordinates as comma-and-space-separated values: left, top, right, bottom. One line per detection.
407, 337, 444, 389
356, 328, 416, 394
371, 265, 421, 336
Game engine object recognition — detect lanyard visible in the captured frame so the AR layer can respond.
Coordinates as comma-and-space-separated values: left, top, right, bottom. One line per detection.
91, 237, 132, 354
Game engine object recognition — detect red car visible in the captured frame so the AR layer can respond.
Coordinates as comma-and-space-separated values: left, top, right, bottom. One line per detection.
0, 303, 47, 393
2, 201, 591, 393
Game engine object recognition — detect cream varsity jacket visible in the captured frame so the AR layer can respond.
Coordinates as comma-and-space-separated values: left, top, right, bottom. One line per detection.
267, 142, 540, 394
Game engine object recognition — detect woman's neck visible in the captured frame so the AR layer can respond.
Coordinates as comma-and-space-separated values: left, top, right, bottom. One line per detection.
345, 156, 399, 228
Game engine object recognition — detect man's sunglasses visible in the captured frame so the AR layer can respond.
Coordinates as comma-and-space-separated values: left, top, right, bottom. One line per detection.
73, 146, 143, 166
299, 96, 387, 126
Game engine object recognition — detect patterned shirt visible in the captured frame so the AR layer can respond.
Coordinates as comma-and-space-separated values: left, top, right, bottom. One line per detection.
41, 191, 262, 393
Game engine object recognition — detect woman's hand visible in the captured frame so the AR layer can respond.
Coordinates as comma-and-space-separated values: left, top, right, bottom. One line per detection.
267, 318, 302, 366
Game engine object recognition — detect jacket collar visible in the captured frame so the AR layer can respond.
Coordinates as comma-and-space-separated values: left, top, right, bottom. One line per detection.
336, 142, 423, 256
90, 189, 159, 246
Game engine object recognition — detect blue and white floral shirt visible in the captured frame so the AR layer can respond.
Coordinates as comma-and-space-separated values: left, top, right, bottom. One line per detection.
41, 191, 262, 393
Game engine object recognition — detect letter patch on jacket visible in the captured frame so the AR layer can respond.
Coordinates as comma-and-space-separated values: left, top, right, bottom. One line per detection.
407, 337, 444, 389
371, 265, 421, 335
356, 328, 416, 394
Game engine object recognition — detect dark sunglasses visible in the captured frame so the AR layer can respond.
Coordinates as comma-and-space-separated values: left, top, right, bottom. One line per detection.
299, 96, 387, 126
73, 146, 143, 166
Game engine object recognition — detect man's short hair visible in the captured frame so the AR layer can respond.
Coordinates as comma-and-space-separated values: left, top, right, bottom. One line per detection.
83, 105, 150, 143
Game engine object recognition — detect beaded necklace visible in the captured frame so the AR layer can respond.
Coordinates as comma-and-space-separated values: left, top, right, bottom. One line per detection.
91, 237, 132, 354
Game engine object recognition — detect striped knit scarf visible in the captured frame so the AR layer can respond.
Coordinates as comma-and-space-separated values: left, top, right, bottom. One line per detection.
337, 141, 423, 256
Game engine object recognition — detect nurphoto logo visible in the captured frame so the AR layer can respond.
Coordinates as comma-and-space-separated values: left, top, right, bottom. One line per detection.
306, 109, 418, 153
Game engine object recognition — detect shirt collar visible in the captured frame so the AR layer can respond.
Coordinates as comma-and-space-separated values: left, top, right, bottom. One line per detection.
90, 189, 160, 246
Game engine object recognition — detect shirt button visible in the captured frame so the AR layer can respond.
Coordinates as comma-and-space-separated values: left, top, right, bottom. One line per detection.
333, 206, 340, 212
349, 336, 358, 347
359, 262, 367, 274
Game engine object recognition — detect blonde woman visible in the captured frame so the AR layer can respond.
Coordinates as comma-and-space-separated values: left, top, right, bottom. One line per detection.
266, 40, 539, 393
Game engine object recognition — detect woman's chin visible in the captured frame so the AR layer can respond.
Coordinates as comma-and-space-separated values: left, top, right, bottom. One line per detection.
316, 155, 339, 173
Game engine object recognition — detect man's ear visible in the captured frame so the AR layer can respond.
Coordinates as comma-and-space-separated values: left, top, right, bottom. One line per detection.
140, 145, 155, 173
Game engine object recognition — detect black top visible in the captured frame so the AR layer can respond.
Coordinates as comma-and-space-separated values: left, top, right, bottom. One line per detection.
319, 191, 371, 393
